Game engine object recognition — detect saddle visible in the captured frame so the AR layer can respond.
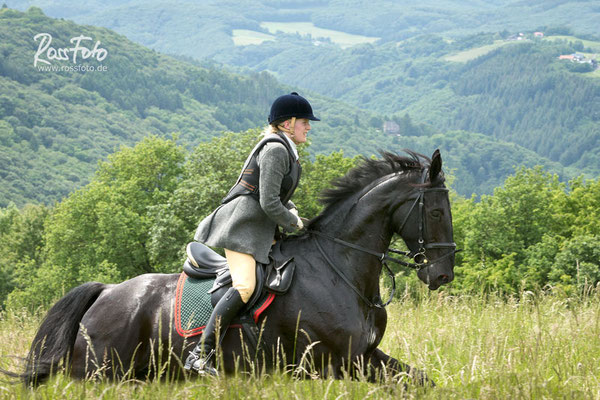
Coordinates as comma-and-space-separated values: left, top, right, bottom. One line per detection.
183, 241, 296, 309
177, 242, 296, 359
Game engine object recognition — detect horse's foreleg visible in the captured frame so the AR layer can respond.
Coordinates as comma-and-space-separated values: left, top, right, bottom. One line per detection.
364, 348, 435, 387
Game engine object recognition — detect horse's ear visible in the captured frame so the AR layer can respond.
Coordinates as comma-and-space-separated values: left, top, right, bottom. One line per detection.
429, 149, 442, 182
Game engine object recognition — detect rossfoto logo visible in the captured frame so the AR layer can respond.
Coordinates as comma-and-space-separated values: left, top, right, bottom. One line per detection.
33, 33, 108, 72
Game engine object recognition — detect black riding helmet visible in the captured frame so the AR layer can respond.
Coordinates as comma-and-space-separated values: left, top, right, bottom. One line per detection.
268, 92, 320, 124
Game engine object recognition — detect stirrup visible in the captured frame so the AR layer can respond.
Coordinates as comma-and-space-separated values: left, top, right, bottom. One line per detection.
185, 349, 218, 377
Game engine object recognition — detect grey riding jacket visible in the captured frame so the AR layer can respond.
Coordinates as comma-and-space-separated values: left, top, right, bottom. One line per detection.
194, 133, 301, 264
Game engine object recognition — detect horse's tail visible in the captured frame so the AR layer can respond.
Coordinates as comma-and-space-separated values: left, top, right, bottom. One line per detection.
17, 282, 105, 386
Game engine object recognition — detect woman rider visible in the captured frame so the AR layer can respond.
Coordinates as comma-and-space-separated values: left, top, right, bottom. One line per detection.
184, 92, 319, 375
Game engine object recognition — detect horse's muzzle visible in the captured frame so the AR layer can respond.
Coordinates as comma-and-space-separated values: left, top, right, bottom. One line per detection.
418, 266, 454, 290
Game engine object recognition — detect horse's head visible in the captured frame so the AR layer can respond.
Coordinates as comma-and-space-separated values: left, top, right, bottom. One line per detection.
310, 149, 456, 292
391, 150, 456, 290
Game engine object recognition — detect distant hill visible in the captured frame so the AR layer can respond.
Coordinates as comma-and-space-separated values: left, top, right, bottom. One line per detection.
11, 1, 598, 180
408, 39, 600, 176
10, 0, 600, 59
0, 7, 274, 205
393, 130, 571, 196
0, 7, 582, 207
226, 33, 600, 177
0, 7, 390, 206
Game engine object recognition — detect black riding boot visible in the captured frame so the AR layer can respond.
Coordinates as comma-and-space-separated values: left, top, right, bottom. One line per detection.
184, 287, 245, 376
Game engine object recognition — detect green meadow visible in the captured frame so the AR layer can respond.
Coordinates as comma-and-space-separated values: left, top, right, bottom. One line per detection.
544, 35, 600, 52
232, 29, 276, 46
1, 287, 599, 399
259, 22, 379, 48
443, 40, 523, 62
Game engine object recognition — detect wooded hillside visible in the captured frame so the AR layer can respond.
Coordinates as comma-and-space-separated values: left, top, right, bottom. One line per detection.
1, 7, 574, 205
228, 33, 600, 177
0, 7, 391, 206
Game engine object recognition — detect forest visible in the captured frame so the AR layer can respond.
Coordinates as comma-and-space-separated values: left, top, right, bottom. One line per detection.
12, 0, 599, 59
0, 7, 399, 206
0, 7, 592, 208
228, 33, 600, 177
1, 132, 598, 310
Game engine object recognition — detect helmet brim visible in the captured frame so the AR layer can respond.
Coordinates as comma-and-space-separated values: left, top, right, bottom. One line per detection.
270, 114, 320, 124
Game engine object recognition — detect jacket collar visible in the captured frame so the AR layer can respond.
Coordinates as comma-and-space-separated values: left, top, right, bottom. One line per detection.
278, 131, 299, 161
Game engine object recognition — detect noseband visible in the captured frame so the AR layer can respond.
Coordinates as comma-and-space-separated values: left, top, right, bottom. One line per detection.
308, 168, 460, 308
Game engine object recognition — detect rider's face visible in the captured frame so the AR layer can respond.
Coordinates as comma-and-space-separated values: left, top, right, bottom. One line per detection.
290, 118, 311, 144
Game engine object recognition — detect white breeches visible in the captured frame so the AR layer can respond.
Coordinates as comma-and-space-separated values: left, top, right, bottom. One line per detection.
224, 249, 256, 304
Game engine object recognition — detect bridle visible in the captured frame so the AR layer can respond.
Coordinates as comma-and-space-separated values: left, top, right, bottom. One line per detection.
309, 168, 459, 308
393, 168, 459, 267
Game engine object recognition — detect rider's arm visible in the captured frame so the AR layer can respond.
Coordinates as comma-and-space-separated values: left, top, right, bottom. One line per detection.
257, 143, 302, 231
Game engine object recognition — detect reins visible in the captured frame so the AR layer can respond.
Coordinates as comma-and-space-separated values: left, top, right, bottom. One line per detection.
309, 230, 421, 269
312, 235, 394, 309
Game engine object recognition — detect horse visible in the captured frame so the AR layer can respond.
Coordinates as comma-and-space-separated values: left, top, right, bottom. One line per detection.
6, 149, 456, 386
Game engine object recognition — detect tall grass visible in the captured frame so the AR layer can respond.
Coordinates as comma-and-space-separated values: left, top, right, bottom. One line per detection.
385, 285, 600, 398
1, 287, 599, 399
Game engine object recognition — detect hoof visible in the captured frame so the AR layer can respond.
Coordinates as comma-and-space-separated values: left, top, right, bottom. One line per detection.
410, 369, 435, 387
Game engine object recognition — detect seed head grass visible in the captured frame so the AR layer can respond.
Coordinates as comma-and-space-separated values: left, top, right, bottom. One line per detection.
1, 286, 599, 399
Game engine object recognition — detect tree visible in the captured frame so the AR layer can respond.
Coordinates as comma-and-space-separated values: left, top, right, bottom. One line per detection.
568, 177, 600, 237
455, 167, 569, 293
294, 150, 358, 218
0, 203, 48, 307
146, 130, 260, 273
548, 234, 600, 294
7, 136, 185, 309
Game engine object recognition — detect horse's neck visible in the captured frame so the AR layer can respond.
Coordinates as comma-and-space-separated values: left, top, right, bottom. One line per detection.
316, 196, 393, 295
335, 204, 392, 253
319, 178, 400, 251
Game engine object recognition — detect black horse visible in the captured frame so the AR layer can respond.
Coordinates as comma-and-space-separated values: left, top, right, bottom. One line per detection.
7, 150, 456, 385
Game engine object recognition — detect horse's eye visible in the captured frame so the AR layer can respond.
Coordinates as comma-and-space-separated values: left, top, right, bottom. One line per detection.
430, 210, 442, 219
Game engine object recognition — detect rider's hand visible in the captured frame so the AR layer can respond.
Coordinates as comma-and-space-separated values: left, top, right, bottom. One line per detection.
289, 208, 305, 231
295, 216, 304, 230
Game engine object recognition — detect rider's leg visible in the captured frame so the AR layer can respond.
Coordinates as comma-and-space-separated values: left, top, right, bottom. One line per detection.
226, 250, 256, 304
184, 250, 256, 376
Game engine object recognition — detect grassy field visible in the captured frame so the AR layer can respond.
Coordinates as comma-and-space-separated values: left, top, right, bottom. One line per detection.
444, 34, 600, 64
585, 68, 600, 79
259, 22, 379, 49
443, 40, 524, 63
544, 35, 600, 52
1, 288, 599, 399
232, 29, 276, 46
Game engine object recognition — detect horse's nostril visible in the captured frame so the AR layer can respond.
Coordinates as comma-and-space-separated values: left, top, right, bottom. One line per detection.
439, 274, 449, 284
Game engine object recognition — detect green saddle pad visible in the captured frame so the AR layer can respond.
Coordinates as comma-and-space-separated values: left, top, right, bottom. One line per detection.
174, 272, 276, 338
175, 272, 215, 337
